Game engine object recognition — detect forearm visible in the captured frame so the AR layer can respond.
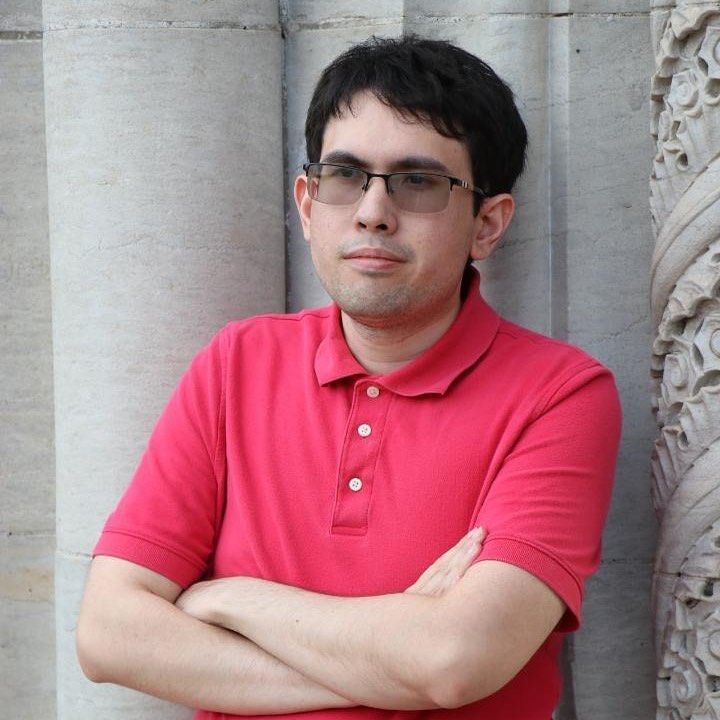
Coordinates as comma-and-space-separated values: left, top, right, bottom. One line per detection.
77, 559, 352, 714
174, 530, 564, 711
181, 578, 456, 709
178, 559, 565, 711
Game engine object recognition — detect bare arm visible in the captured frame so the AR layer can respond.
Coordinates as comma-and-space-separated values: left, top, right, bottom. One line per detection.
76, 528, 481, 712
178, 529, 565, 710
76, 556, 353, 714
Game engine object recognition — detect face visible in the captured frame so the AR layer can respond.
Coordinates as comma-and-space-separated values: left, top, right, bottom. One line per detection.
295, 91, 510, 331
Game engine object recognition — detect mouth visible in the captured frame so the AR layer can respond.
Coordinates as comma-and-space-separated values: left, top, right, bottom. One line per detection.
341, 246, 406, 273
342, 246, 406, 263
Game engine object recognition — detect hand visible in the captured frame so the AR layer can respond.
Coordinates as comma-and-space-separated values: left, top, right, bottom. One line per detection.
404, 527, 485, 598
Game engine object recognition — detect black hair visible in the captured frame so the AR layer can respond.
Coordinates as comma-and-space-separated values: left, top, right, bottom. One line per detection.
304, 35, 528, 204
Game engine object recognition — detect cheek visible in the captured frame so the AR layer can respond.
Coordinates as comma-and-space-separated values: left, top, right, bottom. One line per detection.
307, 224, 338, 267
308, 207, 352, 247
425, 217, 475, 258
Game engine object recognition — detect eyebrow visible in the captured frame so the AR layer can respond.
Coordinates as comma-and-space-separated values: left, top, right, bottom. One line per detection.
319, 150, 452, 175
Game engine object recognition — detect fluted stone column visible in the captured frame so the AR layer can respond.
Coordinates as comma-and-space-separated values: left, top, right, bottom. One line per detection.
650, 2, 720, 717
44, 2, 285, 716
0, 1, 55, 718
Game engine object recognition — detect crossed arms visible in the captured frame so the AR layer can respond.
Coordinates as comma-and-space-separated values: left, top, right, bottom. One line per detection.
77, 528, 565, 714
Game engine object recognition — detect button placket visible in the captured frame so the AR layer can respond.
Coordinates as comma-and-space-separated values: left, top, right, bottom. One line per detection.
331, 382, 391, 534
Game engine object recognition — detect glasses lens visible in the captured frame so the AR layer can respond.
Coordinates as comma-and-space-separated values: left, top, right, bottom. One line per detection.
388, 173, 451, 213
307, 164, 365, 205
305, 165, 455, 213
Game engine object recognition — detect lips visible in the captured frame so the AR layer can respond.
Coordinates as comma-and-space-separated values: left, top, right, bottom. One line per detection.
342, 246, 405, 263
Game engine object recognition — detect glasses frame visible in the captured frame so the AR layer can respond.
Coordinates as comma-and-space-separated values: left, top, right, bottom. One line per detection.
302, 162, 486, 213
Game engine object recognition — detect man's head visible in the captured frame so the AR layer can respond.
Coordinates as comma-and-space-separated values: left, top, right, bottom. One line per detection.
304, 35, 528, 203
295, 36, 522, 339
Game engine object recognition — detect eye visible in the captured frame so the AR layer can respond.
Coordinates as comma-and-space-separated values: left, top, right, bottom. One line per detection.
399, 173, 442, 190
406, 174, 429, 186
328, 166, 363, 181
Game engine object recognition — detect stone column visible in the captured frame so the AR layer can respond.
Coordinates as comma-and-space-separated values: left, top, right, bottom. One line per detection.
0, 1, 55, 718
43, 2, 285, 716
650, 2, 720, 718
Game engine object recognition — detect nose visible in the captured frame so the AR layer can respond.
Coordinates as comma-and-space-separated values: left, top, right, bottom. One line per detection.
353, 176, 398, 234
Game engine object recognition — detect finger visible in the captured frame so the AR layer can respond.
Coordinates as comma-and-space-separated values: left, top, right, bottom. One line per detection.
405, 527, 485, 596
405, 562, 443, 595
428, 527, 486, 594
407, 538, 468, 593
448, 527, 485, 577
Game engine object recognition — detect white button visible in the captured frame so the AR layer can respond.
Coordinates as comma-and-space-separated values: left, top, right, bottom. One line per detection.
348, 477, 363, 492
366, 385, 380, 398
357, 423, 372, 437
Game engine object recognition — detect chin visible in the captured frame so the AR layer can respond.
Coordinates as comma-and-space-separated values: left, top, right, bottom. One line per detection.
333, 287, 413, 317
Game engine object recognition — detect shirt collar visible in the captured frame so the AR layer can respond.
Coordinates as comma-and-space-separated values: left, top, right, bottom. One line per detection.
314, 268, 500, 396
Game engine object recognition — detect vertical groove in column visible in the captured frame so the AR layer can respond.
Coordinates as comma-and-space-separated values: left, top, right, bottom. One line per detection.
545, 13, 574, 716
280, 0, 291, 311
547, 14, 569, 341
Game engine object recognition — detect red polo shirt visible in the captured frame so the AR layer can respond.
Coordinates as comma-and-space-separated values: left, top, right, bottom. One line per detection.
95, 271, 621, 719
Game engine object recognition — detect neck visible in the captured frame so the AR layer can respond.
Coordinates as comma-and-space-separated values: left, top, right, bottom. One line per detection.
340, 300, 462, 375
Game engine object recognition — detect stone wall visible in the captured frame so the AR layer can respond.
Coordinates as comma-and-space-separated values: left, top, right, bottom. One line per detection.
1, 1, 658, 718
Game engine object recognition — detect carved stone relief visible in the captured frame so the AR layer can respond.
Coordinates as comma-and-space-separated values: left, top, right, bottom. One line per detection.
651, 2, 720, 718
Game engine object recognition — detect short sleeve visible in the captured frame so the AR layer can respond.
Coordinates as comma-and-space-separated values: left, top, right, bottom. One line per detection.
93, 330, 228, 587
474, 364, 621, 631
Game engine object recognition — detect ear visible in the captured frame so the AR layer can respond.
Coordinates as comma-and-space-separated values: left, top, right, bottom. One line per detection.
470, 193, 515, 262
294, 174, 313, 242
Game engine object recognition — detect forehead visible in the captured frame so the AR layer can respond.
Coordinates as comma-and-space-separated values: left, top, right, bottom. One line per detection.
320, 92, 471, 174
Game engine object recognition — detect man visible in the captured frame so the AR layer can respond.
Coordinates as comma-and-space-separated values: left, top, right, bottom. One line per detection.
77, 36, 621, 718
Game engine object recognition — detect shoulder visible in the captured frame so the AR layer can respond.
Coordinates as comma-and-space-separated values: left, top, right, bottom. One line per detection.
221, 306, 332, 337
485, 318, 620, 419
495, 318, 595, 359
173, 306, 334, 388
493, 318, 612, 375
208, 306, 333, 354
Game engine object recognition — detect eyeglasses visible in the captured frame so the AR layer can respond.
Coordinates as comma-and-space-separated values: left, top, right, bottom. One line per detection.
303, 163, 486, 214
